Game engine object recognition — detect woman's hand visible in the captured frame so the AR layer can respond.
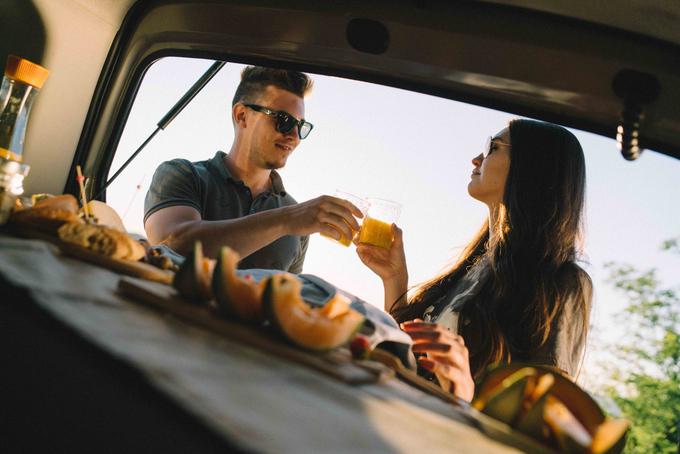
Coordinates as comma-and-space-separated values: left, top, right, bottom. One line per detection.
355, 224, 407, 282
401, 320, 475, 402
356, 224, 409, 312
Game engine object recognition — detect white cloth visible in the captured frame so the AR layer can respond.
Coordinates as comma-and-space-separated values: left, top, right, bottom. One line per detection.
422, 259, 489, 334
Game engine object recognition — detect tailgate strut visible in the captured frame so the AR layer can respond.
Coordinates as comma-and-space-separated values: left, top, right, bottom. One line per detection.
97, 60, 225, 199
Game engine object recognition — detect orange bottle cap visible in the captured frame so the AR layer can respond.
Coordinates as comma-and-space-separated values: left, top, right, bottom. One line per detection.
4, 55, 49, 89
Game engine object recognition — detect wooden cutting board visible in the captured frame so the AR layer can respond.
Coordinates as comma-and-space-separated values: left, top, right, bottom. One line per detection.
6, 222, 174, 284
60, 241, 174, 284
117, 277, 391, 385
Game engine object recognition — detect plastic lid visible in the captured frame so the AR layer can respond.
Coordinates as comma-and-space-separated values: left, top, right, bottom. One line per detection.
4, 55, 49, 89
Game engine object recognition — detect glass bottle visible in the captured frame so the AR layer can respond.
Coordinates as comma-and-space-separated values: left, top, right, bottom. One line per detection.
0, 54, 49, 162
0, 55, 48, 224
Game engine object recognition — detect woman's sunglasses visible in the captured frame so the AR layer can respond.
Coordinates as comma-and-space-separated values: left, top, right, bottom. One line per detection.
244, 103, 314, 140
483, 136, 512, 158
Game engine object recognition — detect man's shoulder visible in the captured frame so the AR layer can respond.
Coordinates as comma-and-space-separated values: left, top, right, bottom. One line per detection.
154, 155, 214, 180
155, 157, 194, 174
280, 192, 298, 205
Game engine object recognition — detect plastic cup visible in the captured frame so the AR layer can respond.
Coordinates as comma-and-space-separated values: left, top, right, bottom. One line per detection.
321, 190, 369, 247
358, 198, 401, 249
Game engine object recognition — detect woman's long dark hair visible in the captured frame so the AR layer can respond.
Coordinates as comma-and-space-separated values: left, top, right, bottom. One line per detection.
392, 119, 592, 378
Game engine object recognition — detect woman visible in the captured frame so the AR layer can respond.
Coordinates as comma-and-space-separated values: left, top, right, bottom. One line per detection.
356, 119, 592, 402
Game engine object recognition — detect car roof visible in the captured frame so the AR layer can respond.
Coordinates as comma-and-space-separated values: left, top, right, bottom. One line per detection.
5, 0, 679, 196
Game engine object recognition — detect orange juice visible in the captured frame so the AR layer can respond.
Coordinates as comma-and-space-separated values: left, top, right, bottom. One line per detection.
320, 191, 369, 247
358, 217, 393, 249
321, 229, 353, 247
338, 233, 353, 247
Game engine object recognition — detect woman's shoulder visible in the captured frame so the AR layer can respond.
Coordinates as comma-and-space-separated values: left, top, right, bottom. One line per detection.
560, 262, 593, 310
559, 262, 593, 302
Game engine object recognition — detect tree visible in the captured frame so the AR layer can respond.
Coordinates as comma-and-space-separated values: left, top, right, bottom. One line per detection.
600, 238, 680, 453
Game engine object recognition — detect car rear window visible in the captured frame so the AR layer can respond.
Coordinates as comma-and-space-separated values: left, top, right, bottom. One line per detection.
106, 56, 680, 392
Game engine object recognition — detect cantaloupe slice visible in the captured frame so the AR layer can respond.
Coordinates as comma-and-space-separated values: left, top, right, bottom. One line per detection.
475, 364, 605, 434
173, 241, 213, 303
544, 395, 592, 453
515, 373, 555, 438
318, 293, 352, 319
263, 274, 365, 351
212, 247, 265, 323
473, 367, 536, 425
589, 418, 629, 454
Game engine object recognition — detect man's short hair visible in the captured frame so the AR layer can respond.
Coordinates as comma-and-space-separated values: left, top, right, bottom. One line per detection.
232, 66, 313, 106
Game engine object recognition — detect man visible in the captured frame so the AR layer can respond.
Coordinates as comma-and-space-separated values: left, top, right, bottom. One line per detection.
144, 66, 362, 273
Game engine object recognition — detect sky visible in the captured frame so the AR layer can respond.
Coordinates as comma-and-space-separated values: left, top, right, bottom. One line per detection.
107, 57, 680, 386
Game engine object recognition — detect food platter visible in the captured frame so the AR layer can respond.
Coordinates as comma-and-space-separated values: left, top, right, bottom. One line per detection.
118, 276, 389, 384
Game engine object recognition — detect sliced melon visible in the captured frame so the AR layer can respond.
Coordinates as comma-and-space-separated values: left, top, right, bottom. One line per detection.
475, 363, 605, 433
544, 395, 592, 453
212, 246, 265, 323
263, 274, 365, 351
589, 418, 629, 454
173, 241, 214, 303
473, 367, 536, 425
515, 373, 554, 438
318, 293, 352, 319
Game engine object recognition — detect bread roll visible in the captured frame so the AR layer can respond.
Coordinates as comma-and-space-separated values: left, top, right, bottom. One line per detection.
106, 227, 146, 261
10, 206, 82, 234
34, 194, 79, 213
58, 222, 146, 261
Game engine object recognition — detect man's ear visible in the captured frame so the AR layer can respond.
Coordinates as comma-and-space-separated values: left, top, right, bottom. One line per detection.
233, 103, 247, 128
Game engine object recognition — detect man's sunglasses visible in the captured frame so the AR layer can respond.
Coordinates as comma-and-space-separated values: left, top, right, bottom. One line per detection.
244, 103, 314, 140
483, 136, 512, 158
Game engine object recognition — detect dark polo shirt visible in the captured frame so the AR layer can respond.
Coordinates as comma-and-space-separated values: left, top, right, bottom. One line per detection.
144, 151, 308, 273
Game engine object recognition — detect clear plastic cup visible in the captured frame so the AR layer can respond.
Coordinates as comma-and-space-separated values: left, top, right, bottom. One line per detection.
358, 198, 401, 249
322, 190, 369, 247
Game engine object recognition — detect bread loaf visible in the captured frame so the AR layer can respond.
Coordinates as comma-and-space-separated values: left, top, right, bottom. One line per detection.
58, 222, 146, 261
10, 194, 82, 234
34, 194, 79, 213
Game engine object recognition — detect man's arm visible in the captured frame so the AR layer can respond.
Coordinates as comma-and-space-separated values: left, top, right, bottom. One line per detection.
145, 196, 364, 259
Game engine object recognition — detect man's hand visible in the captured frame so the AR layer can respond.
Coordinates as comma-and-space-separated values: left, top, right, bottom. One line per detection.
282, 195, 364, 242
401, 320, 475, 402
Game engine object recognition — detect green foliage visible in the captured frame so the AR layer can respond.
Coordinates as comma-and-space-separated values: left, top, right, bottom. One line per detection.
661, 238, 680, 255
602, 237, 680, 453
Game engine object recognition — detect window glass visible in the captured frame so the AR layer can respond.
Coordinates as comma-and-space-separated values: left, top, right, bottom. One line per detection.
107, 56, 680, 387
